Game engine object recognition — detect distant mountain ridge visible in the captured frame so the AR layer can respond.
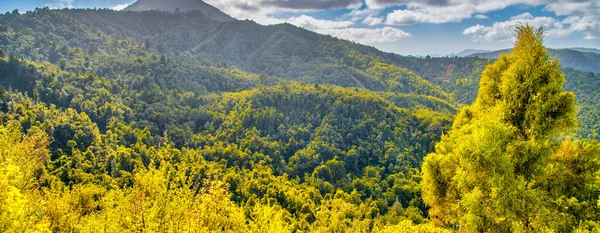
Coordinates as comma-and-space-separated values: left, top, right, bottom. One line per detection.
469, 48, 600, 74
447, 49, 493, 57
124, 0, 233, 21
569, 47, 600, 54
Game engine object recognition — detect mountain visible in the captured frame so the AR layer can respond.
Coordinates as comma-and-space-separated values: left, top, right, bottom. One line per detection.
569, 47, 600, 54
0, 8, 456, 101
2, 8, 595, 135
447, 49, 493, 57
0, 7, 457, 229
124, 0, 233, 21
470, 48, 600, 73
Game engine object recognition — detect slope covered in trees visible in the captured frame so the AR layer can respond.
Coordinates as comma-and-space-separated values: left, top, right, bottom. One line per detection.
0, 8, 469, 101
0, 5, 598, 232
0, 45, 456, 231
2, 8, 596, 137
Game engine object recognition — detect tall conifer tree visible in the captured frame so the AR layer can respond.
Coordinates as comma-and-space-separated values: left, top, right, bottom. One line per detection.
421, 25, 600, 232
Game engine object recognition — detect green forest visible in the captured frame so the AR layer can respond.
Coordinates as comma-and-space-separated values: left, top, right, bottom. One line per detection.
0, 7, 599, 233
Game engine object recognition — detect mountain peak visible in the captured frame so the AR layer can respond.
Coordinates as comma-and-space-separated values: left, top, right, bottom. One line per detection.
123, 0, 233, 22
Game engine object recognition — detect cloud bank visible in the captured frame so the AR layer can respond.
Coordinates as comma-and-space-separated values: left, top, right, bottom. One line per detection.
47, 0, 74, 9
204, 0, 598, 42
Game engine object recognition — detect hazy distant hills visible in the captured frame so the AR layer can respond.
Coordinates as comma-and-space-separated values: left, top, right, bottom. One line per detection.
124, 0, 233, 21
569, 47, 600, 54
447, 49, 493, 57
469, 48, 600, 73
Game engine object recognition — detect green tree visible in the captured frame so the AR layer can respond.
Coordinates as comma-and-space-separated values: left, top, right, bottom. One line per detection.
421, 25, 600, 232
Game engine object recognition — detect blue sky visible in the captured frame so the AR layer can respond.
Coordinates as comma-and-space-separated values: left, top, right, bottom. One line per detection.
1, 0, 598, 56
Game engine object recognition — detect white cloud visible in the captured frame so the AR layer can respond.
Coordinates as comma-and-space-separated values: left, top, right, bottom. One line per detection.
510, 12, 533, 20
383, 1, 502, 25
318, 26, 411, 44
247, 14, 411, 45
364, 0, 410, 9
261, 0, 363, 10
280, 15, 411, 44
201, 0, 599, 41
199, 2, 412, 45
204, 0, 362, 25
386, 6, 471, 24
344, 8, 381, 21
463, 12, 570, 41
366, 0, 541, 10
372, 0, 600, 40
544, 1, 597, 16
286, 15, 353, 30
112, 3, 130, 11
47, 0, 74, 9
563, 16, 600, 40
463, 24, 491, 39
362, 16, 384, 25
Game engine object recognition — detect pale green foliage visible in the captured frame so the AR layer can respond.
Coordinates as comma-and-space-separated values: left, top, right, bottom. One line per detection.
421, 25, 600, 232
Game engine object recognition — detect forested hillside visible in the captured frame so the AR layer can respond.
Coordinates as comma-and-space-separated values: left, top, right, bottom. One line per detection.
0, 48, 453, 231
3, 8, 485, 101
0, 6, 598, 232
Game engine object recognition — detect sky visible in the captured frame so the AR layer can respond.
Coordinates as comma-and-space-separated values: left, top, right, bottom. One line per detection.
1, 0, 599, 56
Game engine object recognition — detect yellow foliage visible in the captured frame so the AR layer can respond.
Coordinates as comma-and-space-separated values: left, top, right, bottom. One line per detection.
0, 121, 48, 231
421, 25, 600, 232
374, 220, 451, 233
248, 203, 294, 233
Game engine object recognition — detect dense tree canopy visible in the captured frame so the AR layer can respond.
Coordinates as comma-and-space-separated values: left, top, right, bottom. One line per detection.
0, 53, 453, 231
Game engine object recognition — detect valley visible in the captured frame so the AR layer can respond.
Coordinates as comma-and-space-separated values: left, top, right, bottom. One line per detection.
0, 1, 599, 232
